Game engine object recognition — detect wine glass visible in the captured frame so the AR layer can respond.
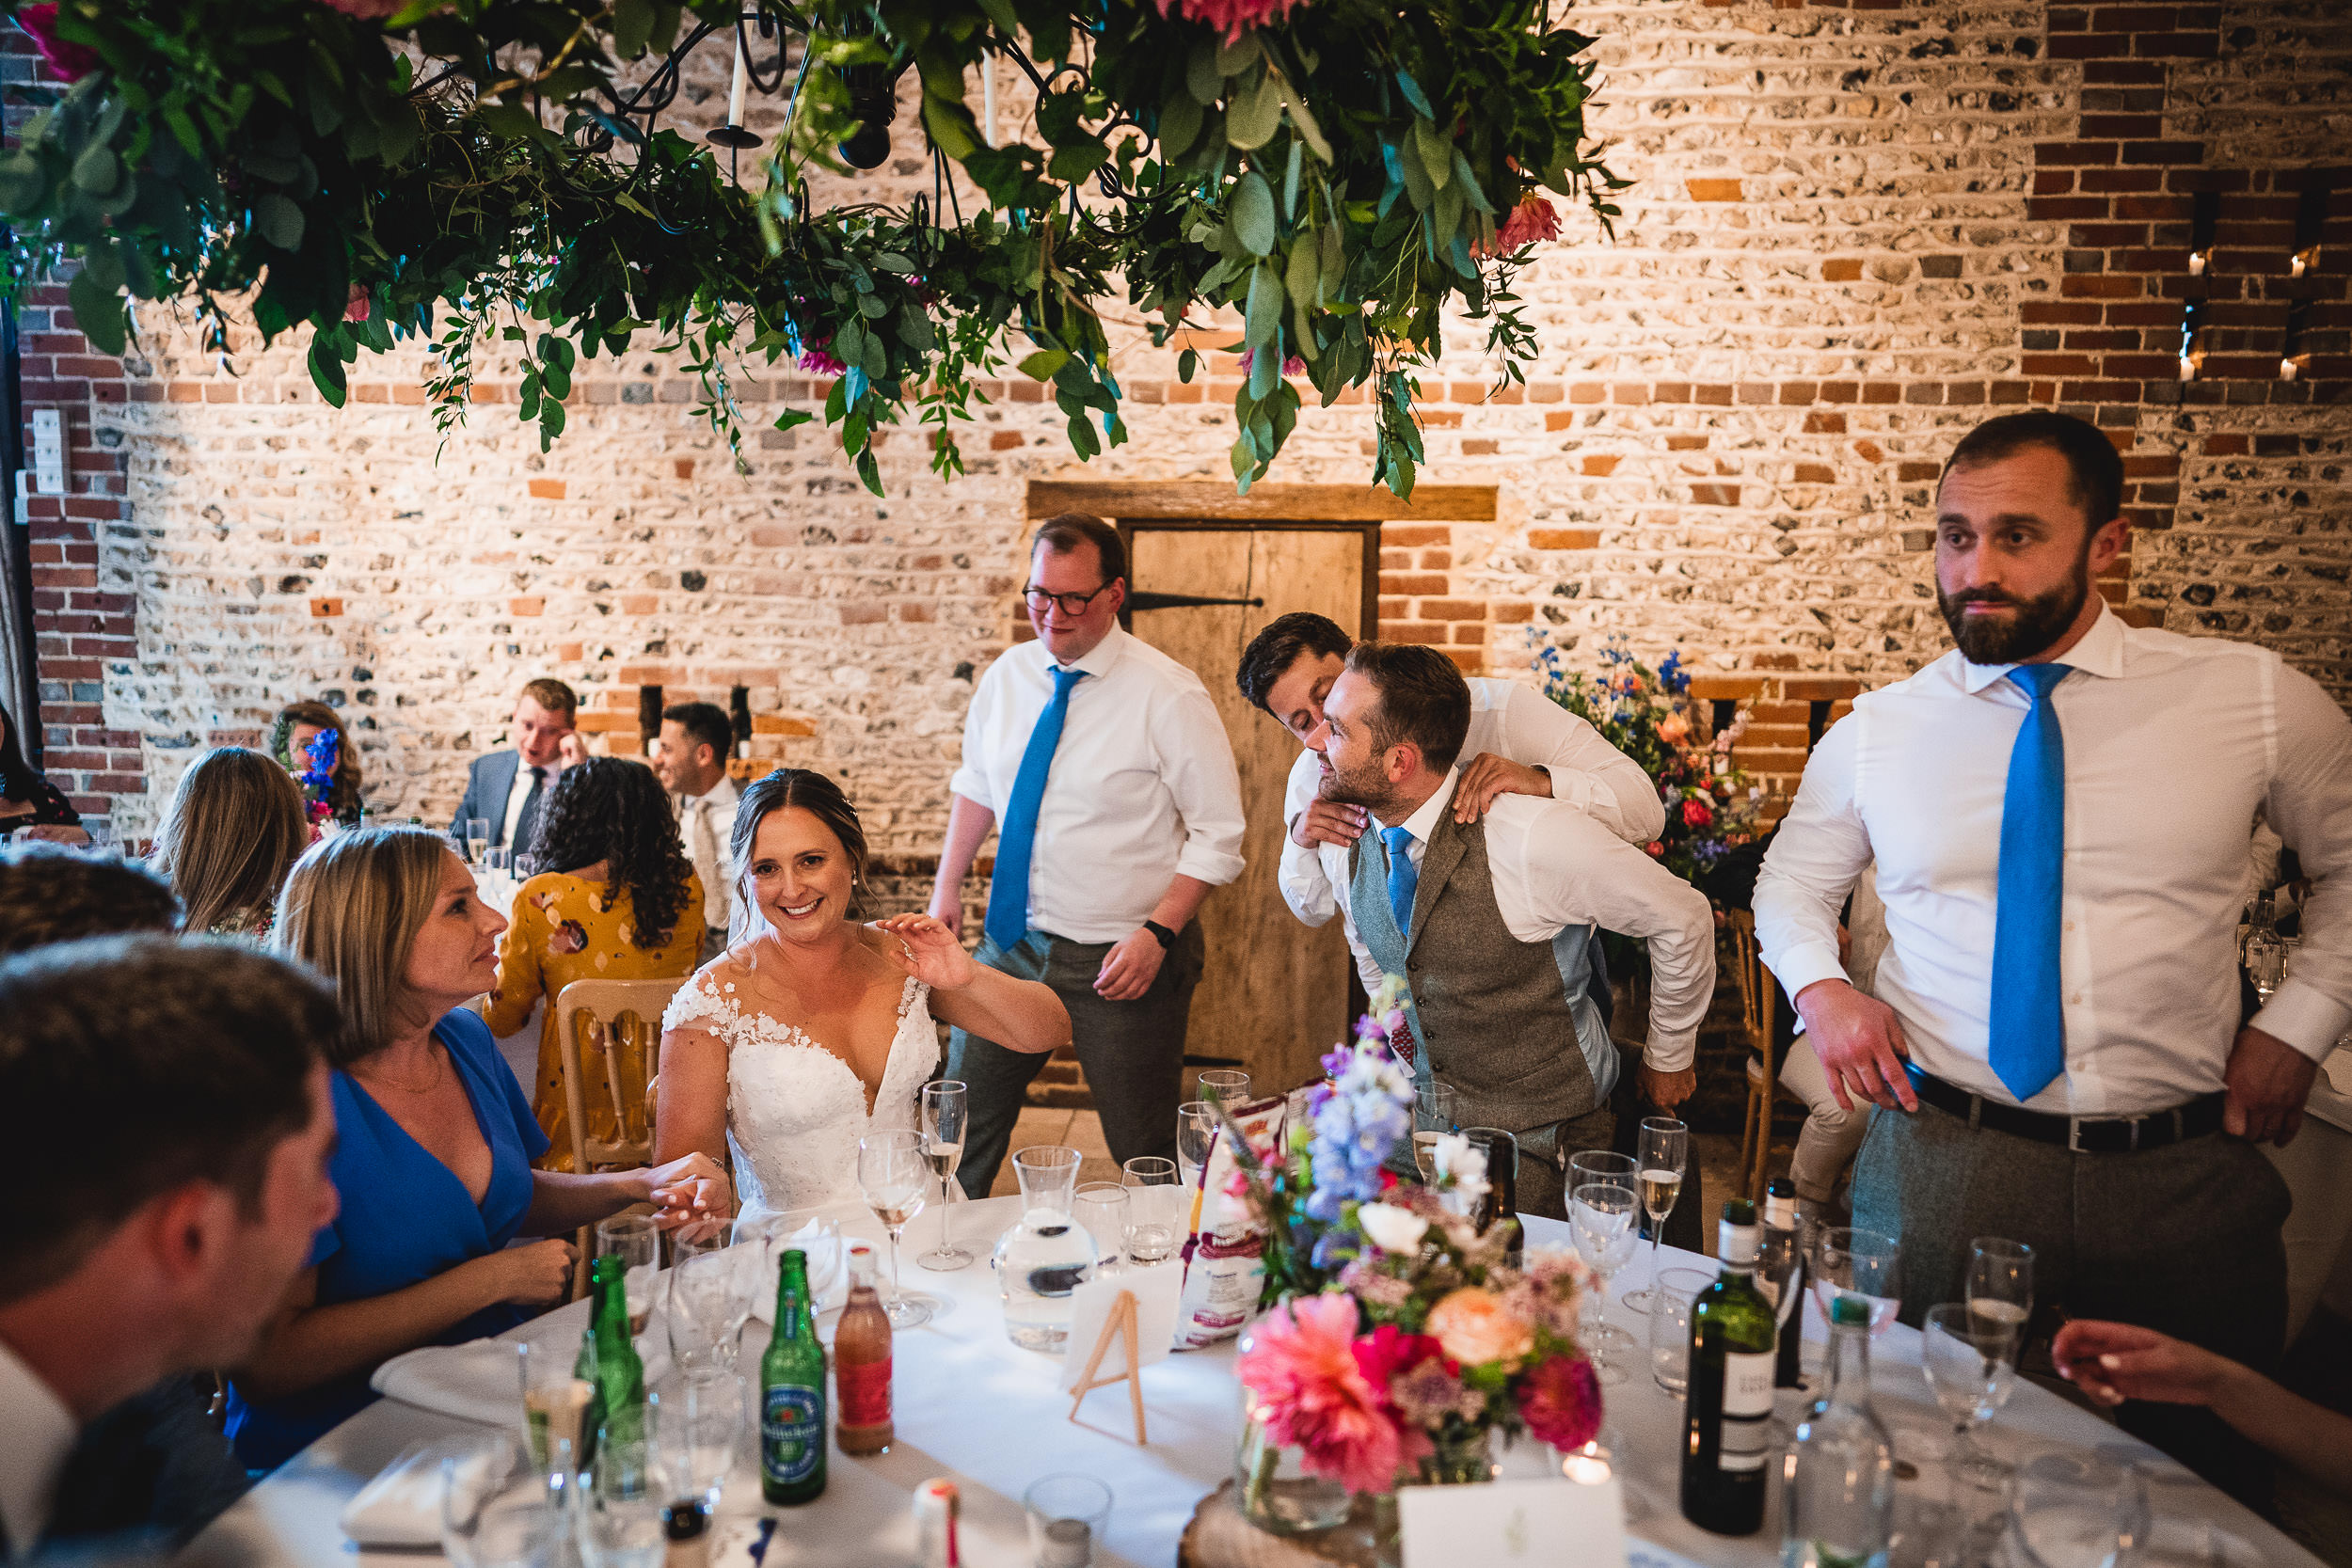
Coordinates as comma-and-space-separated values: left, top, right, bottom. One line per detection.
1966, 1237, 2034, 1349
1810, 1227, 1902, 1344
578, 1434, 664, 1568
596, 1214, 660, 1336
856, 1130, 936, 1329
917, 1080, 971, 1271
1120, 1156, 1184, 1264
1568, 1181, 1641, 1381
1196, 1068, 1251, 1103
1623, 1117, 1688, 1312
1177, 1100, 1217, 1186
649, 1373, 741, 1512
1412, 1081, 1462, 1182
1922, 1303, 2019, 1491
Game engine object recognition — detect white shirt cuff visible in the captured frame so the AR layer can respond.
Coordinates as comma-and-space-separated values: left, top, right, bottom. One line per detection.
1765, 941, 1851, 1006
1174, 846, 1247, 887
946, 767, 992, 809
1642, 1028, 1697, 1074
2251, 979, 2352, 1063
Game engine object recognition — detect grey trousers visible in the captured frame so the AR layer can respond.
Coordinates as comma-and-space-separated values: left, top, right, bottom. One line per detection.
1854, 1099, 2291, 1509
1515, 1104, 1621, 1223
947, 925, 1204, 1200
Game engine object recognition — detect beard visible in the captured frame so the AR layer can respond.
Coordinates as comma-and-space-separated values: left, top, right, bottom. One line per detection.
1938, 557, 2091, 665
1319, 749, 1401, 818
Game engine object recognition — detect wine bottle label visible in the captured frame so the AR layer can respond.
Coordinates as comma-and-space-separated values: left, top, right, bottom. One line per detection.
762, 1385, 824, 1484
1718, 1351, 1774, 1474
837, 1356, 892, 1428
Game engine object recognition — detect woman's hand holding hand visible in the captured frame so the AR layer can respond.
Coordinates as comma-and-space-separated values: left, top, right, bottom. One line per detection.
870, 913, 980, 990
642, 1151, 731, 1228
487, 1238, 578, 1307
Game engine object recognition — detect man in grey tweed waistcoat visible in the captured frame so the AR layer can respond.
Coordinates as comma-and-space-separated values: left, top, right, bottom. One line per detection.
1306, 642, 1718, 1219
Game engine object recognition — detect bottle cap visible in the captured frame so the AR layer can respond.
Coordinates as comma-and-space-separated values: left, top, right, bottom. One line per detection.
1718, 1197, 1760, 1265
1761, 1180, 1798, 1230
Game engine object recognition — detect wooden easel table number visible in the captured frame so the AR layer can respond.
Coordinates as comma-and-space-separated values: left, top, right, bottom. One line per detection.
1068, 1288, 1149, 1445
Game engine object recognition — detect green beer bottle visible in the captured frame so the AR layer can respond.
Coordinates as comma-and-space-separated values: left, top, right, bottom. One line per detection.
761, 1248, 827, 1505
1680, 1198, 1778, 1536
587, 1254, 647, 1452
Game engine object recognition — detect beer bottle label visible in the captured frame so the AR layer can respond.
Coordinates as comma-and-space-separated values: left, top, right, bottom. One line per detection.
761, 1385, 824, 1484
837, 1357, 891, 1428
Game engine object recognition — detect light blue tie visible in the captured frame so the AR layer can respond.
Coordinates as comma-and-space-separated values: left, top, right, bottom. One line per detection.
1382, 826, 1420, 943
1988, 663, 2073, 1102
985, 667, 1087, 951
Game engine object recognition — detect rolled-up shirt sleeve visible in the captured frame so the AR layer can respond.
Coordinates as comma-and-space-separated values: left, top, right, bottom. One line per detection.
1157, 686, 1248, 888
1497, 684, 1668, 846
946, 659, 1003, 810
2251, 666, 2352, 1058
1753, 714, 1872, 1005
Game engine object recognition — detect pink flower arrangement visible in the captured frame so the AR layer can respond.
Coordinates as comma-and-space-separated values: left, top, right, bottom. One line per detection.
1517, 1352, 1603, 1450
1238, 347, 1307, 377
17, 5, 100, 83
1153, 0, 1306, 45
1238, 1295, 1428, 1493
1681, 797, 1715, 829
799, 341, 849, 376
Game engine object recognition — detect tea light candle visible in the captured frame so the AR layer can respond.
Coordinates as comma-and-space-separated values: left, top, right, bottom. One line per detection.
1563, 1442, 1613, 1485
1040, 1517, 1092, 1567
2188, 249, 2209, 277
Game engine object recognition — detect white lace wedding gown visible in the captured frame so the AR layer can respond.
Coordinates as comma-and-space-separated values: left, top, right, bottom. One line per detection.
661, 967, 940, 1217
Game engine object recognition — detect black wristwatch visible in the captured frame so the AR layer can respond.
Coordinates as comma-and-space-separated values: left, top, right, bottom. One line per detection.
1141, 919, 1177, 950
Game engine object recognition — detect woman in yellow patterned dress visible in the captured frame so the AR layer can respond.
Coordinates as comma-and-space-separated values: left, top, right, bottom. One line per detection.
485, 756, 704, 1169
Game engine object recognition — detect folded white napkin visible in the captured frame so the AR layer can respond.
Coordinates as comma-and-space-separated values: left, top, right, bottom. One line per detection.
340, 1438, 483, 1549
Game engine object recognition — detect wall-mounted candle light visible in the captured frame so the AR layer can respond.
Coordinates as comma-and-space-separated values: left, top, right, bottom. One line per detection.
2280, 297, 2312, 381
2186, 189, 2220, 277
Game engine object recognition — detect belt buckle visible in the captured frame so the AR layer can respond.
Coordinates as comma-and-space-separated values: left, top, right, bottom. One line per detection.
2067, 1117, 2088, 1154
2069, 1115, 2144, 1154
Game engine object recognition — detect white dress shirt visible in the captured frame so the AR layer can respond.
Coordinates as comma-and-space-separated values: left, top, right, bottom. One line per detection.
501, 755, 549, 848
1279, 676, 1667, 927
1754, 605, 2352, 1116
675, 772, 742, 937
1312, 768, 1718, 1073
0, 1338, 77, 1553
950, 625, 1248, 943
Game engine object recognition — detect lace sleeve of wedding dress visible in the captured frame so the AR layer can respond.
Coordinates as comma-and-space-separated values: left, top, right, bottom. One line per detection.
661, 969, 733, 1036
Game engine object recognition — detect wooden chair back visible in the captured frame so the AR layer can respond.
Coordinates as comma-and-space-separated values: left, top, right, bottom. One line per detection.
552, 977, 688, 1174
1725, 910, 1787, 1204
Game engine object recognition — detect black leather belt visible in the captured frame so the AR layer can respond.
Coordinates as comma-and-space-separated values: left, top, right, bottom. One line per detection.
1905, 1069, 2227, 1153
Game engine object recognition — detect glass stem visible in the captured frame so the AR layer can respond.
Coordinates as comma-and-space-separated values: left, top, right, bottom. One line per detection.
1650, 1226, 1663, 1290
941, 1177, 955, 1254
886, 1226, 904, 1302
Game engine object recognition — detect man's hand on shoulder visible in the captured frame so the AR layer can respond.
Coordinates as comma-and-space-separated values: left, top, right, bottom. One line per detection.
1291, 799, 1369, 849
1793, 979, 1918, 1113
1453, 752, 1551, 824
2223, 1024, 2318, 1146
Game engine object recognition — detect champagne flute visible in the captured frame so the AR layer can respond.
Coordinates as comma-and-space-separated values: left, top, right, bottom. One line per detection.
465, 817, 491, 865
1966, 1236, 2034, 1347
1176, 1100, 1217, 1186
1623, 1117, 1688, 1312
917, 1081, 971, 1271
1120, 1156, 1183, 1264
1568, 1181, 1641, 1381
857, 1130, 936, 1330
1922, 1303, 2020, 1492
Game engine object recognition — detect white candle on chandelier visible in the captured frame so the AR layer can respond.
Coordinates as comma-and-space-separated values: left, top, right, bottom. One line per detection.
726, 26, 749, 130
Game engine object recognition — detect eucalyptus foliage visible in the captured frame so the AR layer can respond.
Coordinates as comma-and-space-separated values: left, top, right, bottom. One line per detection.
0, 0, 1620, 496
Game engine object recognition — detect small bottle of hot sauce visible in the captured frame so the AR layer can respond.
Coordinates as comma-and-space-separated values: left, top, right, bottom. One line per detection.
834, 1243, 894, 1455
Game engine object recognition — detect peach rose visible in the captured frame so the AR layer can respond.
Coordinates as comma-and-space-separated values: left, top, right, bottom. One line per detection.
1656, 712, 1691, 745
1424, 1287, 1534, 1370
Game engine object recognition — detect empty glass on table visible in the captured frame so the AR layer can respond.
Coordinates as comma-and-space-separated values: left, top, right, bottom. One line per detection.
578, 1433, 664, 1568
1195, 1068, 1250, 1103
1177, 1100, 1218, 1186
1073, 1181, 1130, 1274
1412, 1081, 1462, 1182
664, 1243, 739, 1377
857, 1129, 937, 1329
2008, 1452, 2153, 1568
1568, 1180, 1641, 1383
1648, 1265, 1714, 1396
1120, 1156, 1184, 1265
1921, 1302, 2020, 1492
595, 1214, 660, 1336
1810, 1226, 1902, 1342
648, 1373, 741, 1513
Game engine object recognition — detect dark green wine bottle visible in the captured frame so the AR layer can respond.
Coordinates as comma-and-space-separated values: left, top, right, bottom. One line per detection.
760, 1248, 827, 1505
1680, 1198, 1778, 1536
588, 1253, 646, 1452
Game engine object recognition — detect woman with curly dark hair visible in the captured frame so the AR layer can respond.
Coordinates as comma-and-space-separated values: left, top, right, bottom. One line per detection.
485, 756, 704, 1169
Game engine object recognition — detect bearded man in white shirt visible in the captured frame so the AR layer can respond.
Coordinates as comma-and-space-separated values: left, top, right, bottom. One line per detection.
1754, 410, 2352, 1506
930, 515, 1248, 1197
652, 701, 742, 962
1306, 641, 1716, 1219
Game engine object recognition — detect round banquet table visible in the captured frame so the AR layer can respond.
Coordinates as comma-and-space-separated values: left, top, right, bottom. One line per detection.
189, 1196, 2322, 1567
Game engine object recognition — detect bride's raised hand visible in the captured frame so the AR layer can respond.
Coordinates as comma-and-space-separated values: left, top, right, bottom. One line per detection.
869, 913, 980, 990
641, 1150, 731, 1230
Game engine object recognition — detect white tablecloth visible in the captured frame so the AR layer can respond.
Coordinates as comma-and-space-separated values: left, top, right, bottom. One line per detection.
190, 1196, 2321, 1567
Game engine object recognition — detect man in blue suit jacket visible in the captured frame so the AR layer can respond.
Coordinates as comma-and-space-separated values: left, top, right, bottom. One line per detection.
452, 677, 580, 853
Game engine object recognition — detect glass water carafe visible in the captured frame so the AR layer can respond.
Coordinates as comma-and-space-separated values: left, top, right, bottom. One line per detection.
993, 1145, 1099, 1352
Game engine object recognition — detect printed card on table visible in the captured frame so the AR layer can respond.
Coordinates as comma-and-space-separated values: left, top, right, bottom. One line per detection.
1398, 1476, 1628, 1567
1055, 1261, 1184, 1392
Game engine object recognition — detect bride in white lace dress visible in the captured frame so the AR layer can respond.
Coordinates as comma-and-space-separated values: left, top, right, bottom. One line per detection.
654, 769, 1069, 1217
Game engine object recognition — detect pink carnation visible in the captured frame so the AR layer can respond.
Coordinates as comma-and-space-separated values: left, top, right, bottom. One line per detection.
1237, 1295, 1429, 1494
16, 5, 101, 83
800, 344, 848, 376
1153, 0, 1305, 45
1517, 1353, 1603, 1451
316, 0, 420, 18
1238, 347, 1307, 377
344, 284, 373, 323
1476, 193, 1562, 259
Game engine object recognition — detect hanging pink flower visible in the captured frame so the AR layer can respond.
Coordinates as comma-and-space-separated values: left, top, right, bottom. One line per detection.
1238, 347, 1307, 377
1153, 0, 1305, 45
344, 284, 373, 323
1517, 1353, 1602, 1450
16, 5, 101, 83
1237, 1294, 1428, 1493
1497, 192, 1561, 252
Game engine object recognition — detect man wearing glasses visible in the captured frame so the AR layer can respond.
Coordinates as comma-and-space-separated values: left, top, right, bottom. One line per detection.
929, 513, 1247, 1198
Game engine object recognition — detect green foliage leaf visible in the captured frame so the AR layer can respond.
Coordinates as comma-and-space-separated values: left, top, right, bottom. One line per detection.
253, 193, 305, 250
70, 144, 119, 197
307, 331, 347, 407
1215, 34, 1263, 75
1185, 43, 1221, 107
1225, 74, 1282, 151
1158, 93, 1202, 157
1047, 140, 1110, 182
612, 0, 656, 59
1244, 262, 1281, 349
1229, 170, 1277, 257
1018, 348, 1070, 381
1394, 71, 1435, 119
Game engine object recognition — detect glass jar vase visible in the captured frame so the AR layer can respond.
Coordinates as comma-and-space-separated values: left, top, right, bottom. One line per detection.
1231, 1324, 1354, 1535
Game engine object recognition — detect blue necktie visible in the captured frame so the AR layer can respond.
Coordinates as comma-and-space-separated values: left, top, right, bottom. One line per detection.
1382, 826, 1420, 943
985, 667, 1087, 951
1988, 663, 2073, 1101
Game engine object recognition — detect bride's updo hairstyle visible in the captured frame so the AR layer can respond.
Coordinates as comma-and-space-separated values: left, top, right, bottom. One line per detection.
728, 768, 869, 942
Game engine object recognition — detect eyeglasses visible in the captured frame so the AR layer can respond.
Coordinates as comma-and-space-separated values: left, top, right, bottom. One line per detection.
1022, 581, 1116, 619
